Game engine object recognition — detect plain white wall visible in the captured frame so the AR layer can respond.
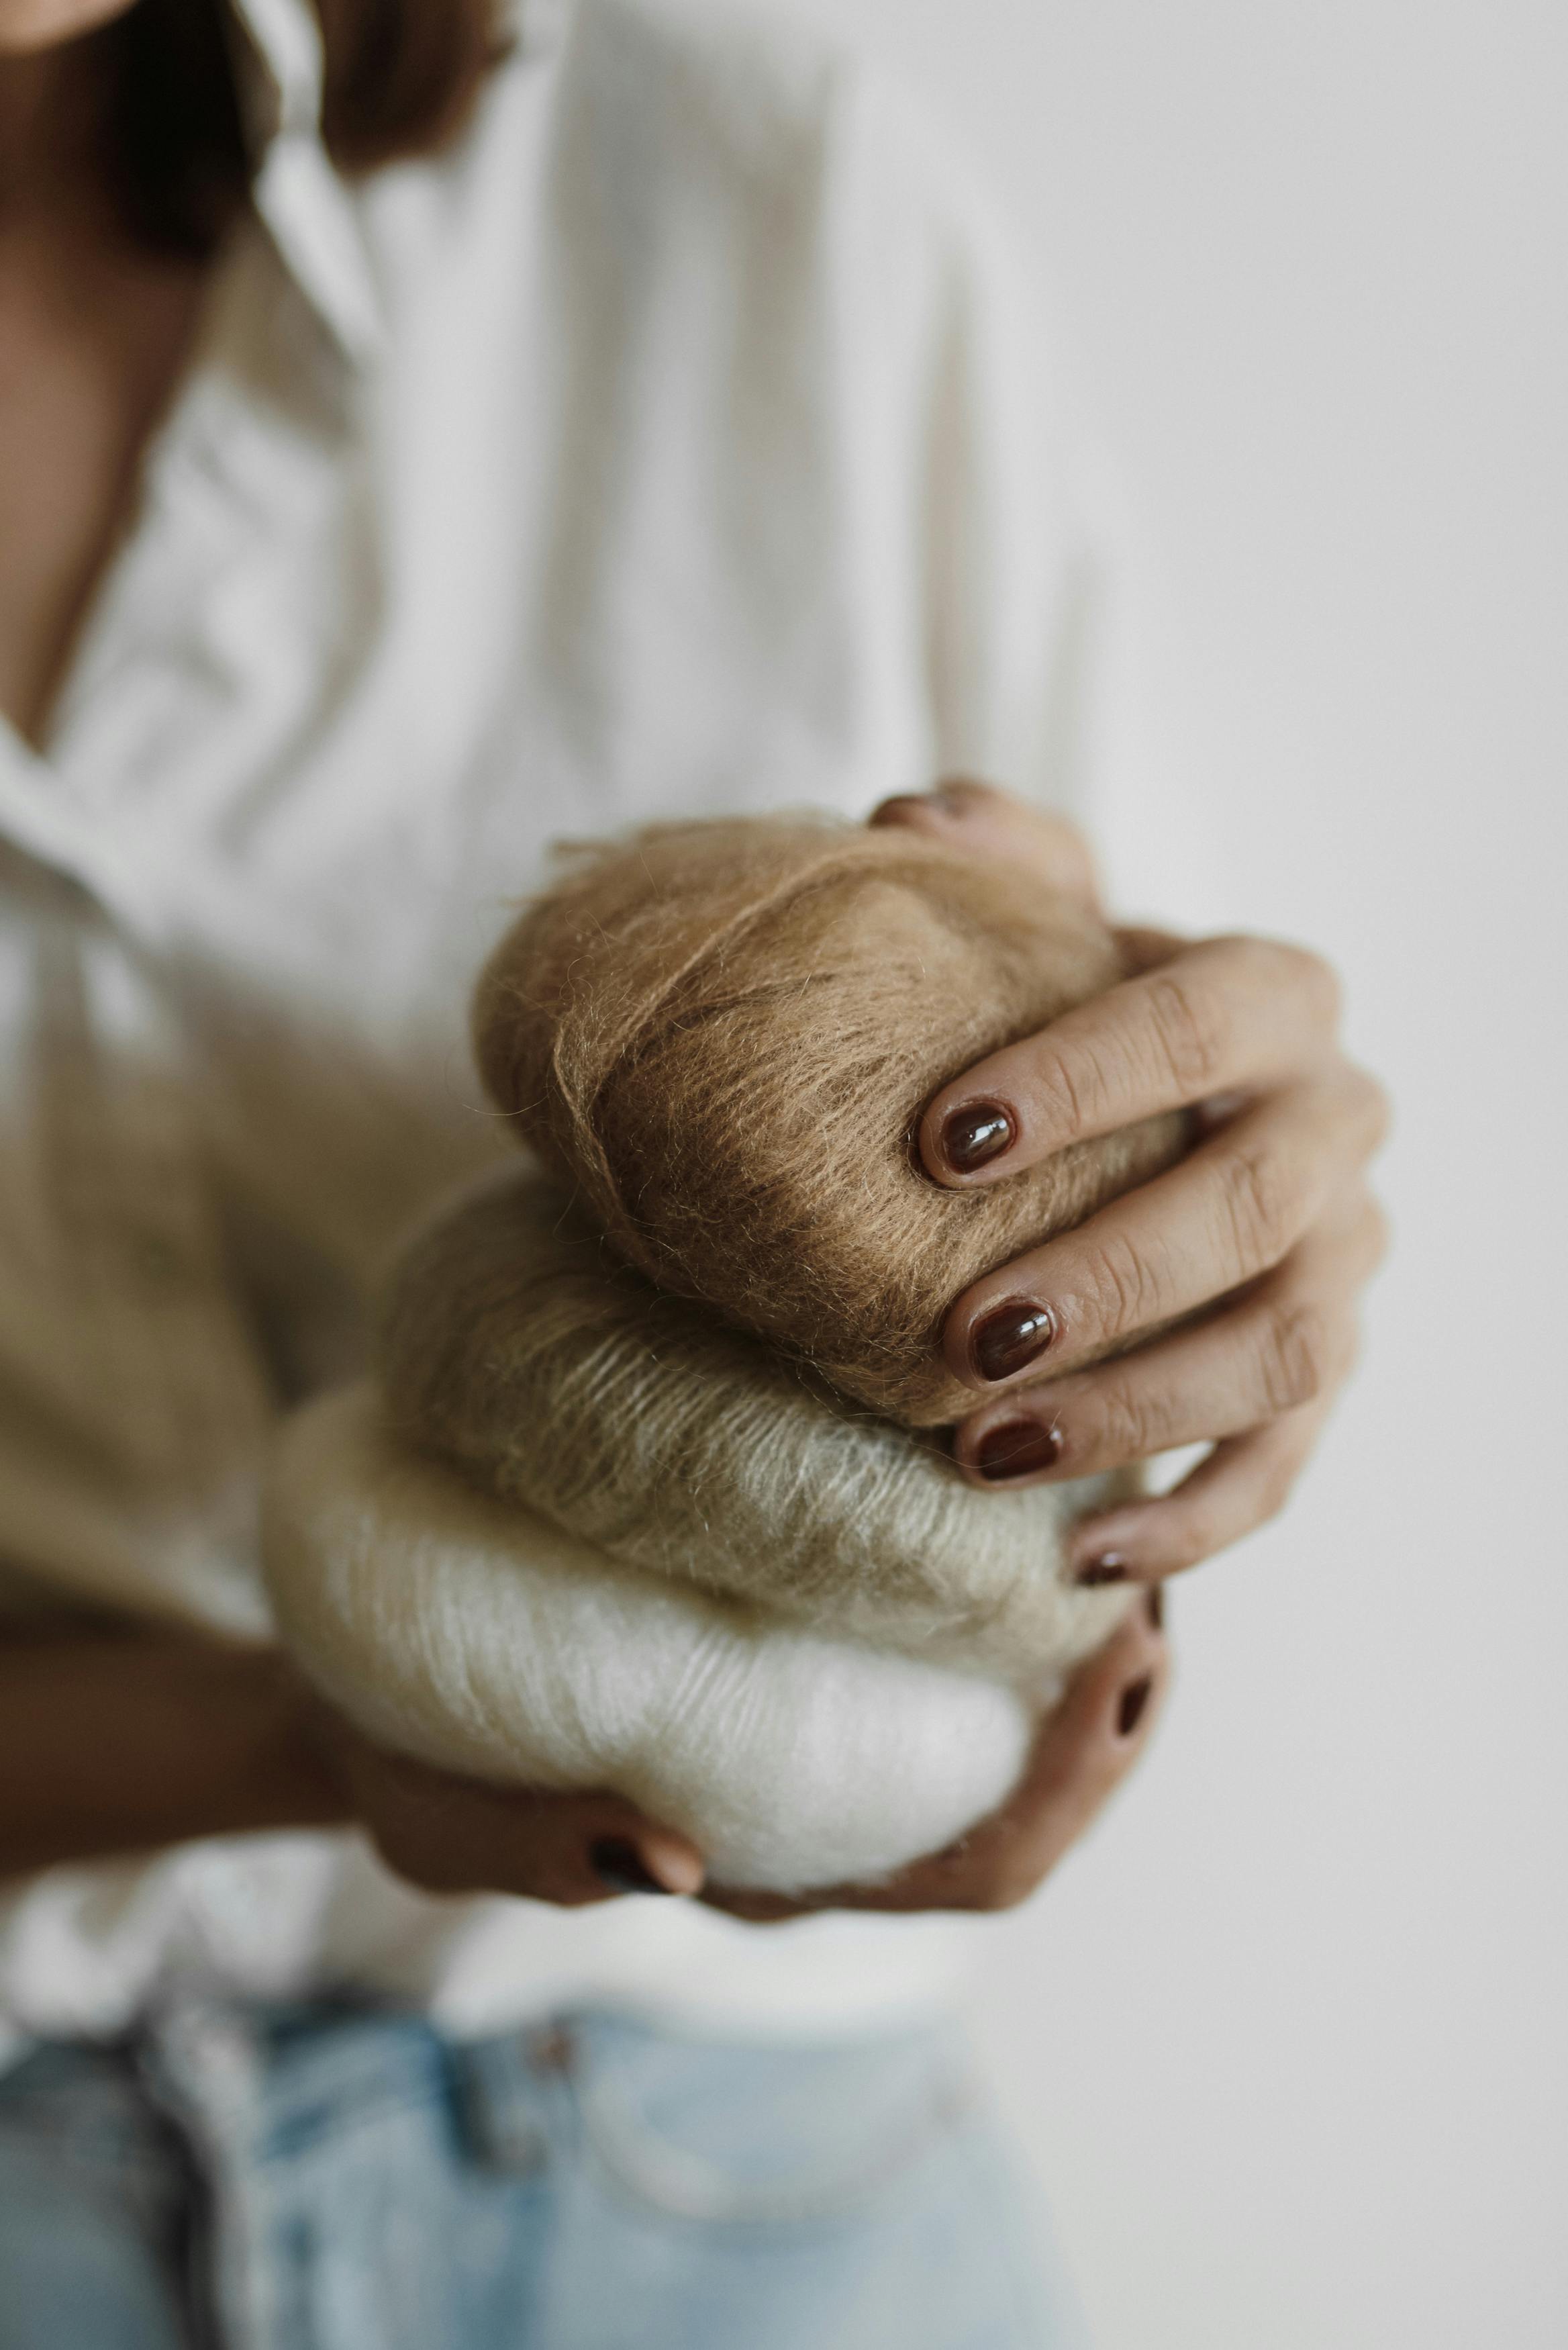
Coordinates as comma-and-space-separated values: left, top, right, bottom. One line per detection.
771, 3, 1568, 2343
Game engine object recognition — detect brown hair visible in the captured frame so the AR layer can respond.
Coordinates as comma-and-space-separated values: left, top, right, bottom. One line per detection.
93, 0, 507, 257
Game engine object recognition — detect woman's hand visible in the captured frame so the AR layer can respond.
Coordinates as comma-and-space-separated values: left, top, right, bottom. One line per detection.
701, 1589, 1169, 1921
310, 1701, 705, 1904
0, 1618, 1162, 1919
313, 1591, 1168, 1922
871, 782, 1390, 1587
0, 1624, 345, 1881
0, 1620, 707, 1903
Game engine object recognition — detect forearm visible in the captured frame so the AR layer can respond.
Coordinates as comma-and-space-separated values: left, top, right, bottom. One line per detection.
0, 1626, 347, 1881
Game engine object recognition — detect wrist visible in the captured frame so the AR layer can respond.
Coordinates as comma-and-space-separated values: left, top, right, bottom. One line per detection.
0, 1627, 349, 1879
198, 1643, 351, 1842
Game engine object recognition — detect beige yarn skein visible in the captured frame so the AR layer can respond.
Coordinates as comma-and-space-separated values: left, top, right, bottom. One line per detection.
381, 1166, 1136, 1687
473, 816, 1185, 1426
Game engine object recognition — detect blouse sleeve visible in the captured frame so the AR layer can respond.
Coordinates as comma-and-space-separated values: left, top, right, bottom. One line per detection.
822, 57, 1212, 915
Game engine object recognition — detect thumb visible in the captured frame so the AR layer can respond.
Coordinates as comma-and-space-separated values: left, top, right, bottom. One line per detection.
869, 781, 1102, 909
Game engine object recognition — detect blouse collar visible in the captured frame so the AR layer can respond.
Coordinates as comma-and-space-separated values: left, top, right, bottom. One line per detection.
226, 0, 386, 365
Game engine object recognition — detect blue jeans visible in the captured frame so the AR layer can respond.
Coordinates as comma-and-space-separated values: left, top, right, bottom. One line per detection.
0, 2003, 1090, 2350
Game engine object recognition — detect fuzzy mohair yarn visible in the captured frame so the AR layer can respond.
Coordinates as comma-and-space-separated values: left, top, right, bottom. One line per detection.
265, 1385, 1040, 1892
475, 817, 1185, 1425
262, 813, 1189, 1891
378, 1166, 1137, 1687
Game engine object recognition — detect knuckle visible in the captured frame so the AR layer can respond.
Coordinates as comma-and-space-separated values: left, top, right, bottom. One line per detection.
1336, 1316, 1365, 1383
1255, 936, 1342, 1029
1255, 1456, 1299, 1524
1293, 943, 1344, 1027
1080, 1226, 1166, 1337
1145, 972, 1228, 1094
1157, 1521, 1213, 1577
1087, 1378, 1165, 1466
1033, 1043, 1102, 1138
1217, 1142, 1295, 1274
1257, 1299, 1331, 1414
1364, 1193, 1393, 1270
1353, 1067, 1394, 1155
1150, 1487, 1236, 1573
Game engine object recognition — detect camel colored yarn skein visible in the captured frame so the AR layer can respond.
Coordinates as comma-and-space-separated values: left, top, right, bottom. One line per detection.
475, 816, 1186, 1425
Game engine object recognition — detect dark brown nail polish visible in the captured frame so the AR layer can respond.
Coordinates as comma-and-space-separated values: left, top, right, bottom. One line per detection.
1145, 1583, 1165, 1632
589, 1837, 670, 1895
974, 1420, 1061, 1481
1116, 1677, 1153, 1738
1075, 1554, 1130, 1589
940, 1101, 1015, 1174
971, 1299, 1055, 1382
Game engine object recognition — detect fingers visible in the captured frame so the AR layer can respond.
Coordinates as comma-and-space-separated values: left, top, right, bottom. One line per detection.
863, 1595, 1170, 1912
977, 1597, 1170, 1875
920, 933, 1346, 1186
952, 1188, 1388, 1489
1063, 1399, 1335, 1585
706, 1593, 1170, 1921
944, 1074, 1389, 1392
1112, 923, 1189, 974
326, 1722, 705, 1904
869, 779, 1103, 908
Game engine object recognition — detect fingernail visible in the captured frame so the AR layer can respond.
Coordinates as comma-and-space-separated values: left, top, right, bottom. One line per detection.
940, 1102, 1015, 1174
1144, 1583, 1165, 1632
971, 1299, 1055, 1382
974, 1419, 1061, 1481
1116, 1677, 1153, 1738
1075, 1553, 1131, 1588
589, 1837, 671, 1895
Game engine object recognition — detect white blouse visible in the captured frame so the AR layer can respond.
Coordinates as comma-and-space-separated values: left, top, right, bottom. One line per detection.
0, 0, 1124, 2049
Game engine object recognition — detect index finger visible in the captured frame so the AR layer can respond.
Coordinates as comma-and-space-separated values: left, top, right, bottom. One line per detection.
920, 935, 1340, 1184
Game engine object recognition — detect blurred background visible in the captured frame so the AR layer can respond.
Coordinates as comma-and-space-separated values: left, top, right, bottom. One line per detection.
776, 1, 1566, 2343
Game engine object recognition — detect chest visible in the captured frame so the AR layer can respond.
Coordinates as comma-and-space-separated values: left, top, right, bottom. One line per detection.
0, 220, 205, 746
0, 202, 928, 1279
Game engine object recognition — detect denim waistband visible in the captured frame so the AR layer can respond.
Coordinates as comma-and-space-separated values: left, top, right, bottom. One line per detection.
0, 2002, 1077, 2350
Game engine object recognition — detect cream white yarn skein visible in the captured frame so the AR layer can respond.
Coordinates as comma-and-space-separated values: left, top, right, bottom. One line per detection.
263, 1385, 1038, 1891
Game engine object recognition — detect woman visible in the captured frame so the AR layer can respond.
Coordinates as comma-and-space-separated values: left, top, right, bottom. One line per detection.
0, 0, 1387, 2340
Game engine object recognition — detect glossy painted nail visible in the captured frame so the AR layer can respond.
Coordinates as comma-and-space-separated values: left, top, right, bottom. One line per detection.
971, 1300, 1055, 1383
974, 1420, 1061, 1481
1116, 1677, 1153, 1738
1075, 1553, 1131, 1589
940, 1102, 1015, 1174
589, 1837, 671, 1895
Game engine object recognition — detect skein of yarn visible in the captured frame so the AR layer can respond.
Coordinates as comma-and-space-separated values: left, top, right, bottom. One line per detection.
265, 1383, 1042, 1892
378, 1165, 1138, 1685
263, 814, 1188, 1890
475, 816, 1185, 1425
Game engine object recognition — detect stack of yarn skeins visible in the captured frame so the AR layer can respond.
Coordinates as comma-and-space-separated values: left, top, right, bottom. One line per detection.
262, 816, 1186, 1891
